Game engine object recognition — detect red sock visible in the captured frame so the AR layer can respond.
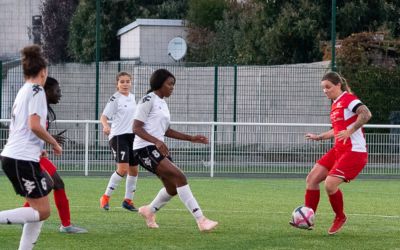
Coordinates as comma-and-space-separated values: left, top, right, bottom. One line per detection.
329, 189, 345, 218
54, 189, 71, 227
305, 189, 320, 212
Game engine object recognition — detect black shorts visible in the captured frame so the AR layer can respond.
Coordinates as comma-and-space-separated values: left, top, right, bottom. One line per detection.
1, 156, 53, 198
109, 133, 138, 166
133, 145, 172, 174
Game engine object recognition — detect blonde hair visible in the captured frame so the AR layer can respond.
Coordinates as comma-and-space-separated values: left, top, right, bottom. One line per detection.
321, 71, 351, 93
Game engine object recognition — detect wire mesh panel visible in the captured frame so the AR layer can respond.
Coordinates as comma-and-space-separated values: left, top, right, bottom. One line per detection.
1, 120, 399, 177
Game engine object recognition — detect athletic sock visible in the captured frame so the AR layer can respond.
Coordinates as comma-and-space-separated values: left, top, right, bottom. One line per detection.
329, 189, 345, 218
0, 207, 40, 224
177, 185, 203, 220
305, 189, 320, 212
125, 175, 138, 201
149, 187, 173, 213
54, 189, 71, 227
104, 171, 123, 197
19, 221, 44, 250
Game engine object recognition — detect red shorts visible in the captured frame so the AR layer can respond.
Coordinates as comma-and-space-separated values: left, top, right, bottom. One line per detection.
39, 157, 57, 176
317, 148, 368, 182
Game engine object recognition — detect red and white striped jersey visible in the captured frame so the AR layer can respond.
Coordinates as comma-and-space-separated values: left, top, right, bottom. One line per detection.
330, 91, 367, 152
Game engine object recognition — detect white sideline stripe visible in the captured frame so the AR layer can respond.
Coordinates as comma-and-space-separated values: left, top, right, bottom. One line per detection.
70, 206, 400, 219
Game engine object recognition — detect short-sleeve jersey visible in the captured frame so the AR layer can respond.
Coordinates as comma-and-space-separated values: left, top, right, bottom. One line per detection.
102, 92, 136, 140
1, 83, 48, 161
133, 92, 170, 150
331, 91, 366, 152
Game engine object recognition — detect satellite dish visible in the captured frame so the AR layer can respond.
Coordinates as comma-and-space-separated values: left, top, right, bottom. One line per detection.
167, 37, 187, 61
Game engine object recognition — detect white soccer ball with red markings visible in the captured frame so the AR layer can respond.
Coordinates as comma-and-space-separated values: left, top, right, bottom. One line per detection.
291, 206, 315, 229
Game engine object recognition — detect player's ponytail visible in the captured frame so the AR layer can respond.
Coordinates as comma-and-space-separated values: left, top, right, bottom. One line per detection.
21, 45, 47, 78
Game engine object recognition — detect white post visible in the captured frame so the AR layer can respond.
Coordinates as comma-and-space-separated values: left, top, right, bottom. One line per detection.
210, 123, 215, 177
84, 122, 89, 176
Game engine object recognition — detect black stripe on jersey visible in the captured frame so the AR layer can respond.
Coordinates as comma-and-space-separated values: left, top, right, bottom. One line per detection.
32, 85, 42, 96
109, 96, 116, 102
352, 103, 364, 113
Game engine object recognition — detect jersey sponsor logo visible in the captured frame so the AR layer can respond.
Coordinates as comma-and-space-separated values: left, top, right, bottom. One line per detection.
22, 178, 36, 194
142, 95, 151, 103
143, 157, 151, 166
152, 150, 160, 158
32, 85, 42, 96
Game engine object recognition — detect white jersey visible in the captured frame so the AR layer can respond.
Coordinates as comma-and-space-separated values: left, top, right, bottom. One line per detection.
133, 92, 170, 150
102, 92, 136, 140
1, 83, 48, 162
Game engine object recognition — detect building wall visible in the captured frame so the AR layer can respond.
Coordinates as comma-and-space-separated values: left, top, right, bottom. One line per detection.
120, 28, 141, 60
139, 26, 186, 64
0, 0, 41, 60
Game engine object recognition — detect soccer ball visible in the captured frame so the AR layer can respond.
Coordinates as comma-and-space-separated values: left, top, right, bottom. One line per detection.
291, 206, 315, 229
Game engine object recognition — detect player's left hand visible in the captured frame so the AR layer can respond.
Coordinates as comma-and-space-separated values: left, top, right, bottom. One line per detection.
336, 129, 352, 144
40, 150, 48, 158
191, 135, 209, 144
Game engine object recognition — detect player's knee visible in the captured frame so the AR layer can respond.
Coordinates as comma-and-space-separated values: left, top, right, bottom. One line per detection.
306, 173, 318, 187
38, 207, 51, 221
324, 181, 337, 195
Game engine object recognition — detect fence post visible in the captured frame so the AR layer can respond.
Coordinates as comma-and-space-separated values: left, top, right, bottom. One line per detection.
85, 122, 89, 176
331, 0, 337, 71
0, 61, 2, 119
233, 65, 237, 145
210, 122, 215, 177
212, 66, 218, 177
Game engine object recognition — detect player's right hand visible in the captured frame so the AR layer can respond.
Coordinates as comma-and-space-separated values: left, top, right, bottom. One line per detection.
154, 140, 169, 157
305, 133, 319, 141
103, 126, 111, 135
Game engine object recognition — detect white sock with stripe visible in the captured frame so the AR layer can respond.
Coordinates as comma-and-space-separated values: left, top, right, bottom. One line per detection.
105, 172, 123, 197
177, 185, 203, 220
125, 175, 138, 200
149, 188, 173, 213
0, 207, 40, 224
19, 221, 44, 250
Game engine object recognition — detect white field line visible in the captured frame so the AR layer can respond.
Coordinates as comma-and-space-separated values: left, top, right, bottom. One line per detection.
67, 206, 400, 219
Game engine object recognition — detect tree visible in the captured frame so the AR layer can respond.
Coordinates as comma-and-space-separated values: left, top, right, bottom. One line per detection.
41, 0, 79, 63
68, 0, 187, 63
68, 0, 140, 62
261, 0, 324, 64
185, 0, 228, 62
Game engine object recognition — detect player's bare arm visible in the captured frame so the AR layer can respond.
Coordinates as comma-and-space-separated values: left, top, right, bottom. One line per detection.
29, 114, 62, 155
305, 129, 334, 141
165, 128, 209, 144
100, 114, 111, 135
336, 105, 372, 142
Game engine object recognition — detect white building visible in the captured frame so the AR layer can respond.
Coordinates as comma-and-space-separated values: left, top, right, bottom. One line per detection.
117, 19, 187, 64
0, 0, 41, 60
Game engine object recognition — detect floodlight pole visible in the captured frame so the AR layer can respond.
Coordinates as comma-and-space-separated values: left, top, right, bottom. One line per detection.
331, 0, 337, 72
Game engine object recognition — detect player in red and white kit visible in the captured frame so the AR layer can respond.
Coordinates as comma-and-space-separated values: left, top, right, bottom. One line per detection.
291, 72, 372, 235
